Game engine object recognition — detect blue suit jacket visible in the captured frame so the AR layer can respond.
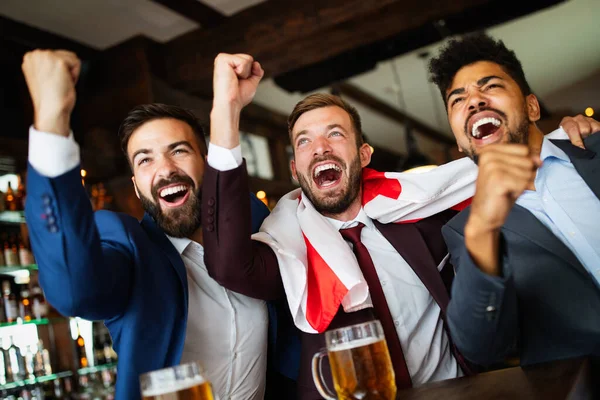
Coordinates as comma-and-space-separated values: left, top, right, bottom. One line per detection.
25, 163, 280, 399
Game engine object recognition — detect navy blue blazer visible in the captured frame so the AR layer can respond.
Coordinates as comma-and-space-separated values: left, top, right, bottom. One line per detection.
25, 163, 274, 400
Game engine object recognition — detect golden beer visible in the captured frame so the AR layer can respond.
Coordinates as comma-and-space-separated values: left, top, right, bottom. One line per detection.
312, 320, 397, 400
142, 380, 214, 400
329, 337, 396, 400
140, 361, 214, 400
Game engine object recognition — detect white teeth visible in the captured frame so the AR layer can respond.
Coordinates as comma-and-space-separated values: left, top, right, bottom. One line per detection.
160, 185, 188, 198
313, 163, 341, 177
471, 117, 501, 138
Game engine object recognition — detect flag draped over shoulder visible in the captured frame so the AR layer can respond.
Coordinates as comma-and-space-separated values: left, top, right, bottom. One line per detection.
252, 157, 478, 333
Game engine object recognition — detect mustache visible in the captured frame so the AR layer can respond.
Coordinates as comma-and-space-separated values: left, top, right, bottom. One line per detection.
151, 174, 195, 199
308, 154, 346, 176
464, 107, 508, 134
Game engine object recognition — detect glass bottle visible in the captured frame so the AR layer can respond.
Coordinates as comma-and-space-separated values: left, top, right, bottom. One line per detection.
3, 281, 18, 323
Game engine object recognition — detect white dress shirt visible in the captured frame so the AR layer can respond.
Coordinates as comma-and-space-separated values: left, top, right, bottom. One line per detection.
326, 210, 462, 386
29, 127, 268, 400
206, 142, 462, 386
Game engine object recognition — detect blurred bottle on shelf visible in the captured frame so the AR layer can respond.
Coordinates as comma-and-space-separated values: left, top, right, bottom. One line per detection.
7, 336, 26, 380
24, 345, 36, 379
3, 280, 19, 323
31, 284, 48, 320
3, 235, 19, 267
18, 235, 35, 266
74, 321, 89, 368
15, 174, 26, 211
20, 288, 34, 322
0, 338, 7, 385
5, 182, 17, 211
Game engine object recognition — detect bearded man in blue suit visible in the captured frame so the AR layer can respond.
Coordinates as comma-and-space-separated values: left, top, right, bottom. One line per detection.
21, 49, 298, 400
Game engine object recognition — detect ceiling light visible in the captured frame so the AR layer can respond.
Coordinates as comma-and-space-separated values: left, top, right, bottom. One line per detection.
585, 107, 594, 117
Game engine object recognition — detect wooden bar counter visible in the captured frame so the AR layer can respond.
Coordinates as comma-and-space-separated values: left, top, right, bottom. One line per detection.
396, 357, 598, 399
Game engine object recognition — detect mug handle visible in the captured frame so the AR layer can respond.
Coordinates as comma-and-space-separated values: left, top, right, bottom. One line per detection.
311, 348, 337, 400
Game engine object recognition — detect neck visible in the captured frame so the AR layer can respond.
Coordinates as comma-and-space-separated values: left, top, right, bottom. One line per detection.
321, 194, 363, 222
527, 125, 545, 157
188, 227, 203, 246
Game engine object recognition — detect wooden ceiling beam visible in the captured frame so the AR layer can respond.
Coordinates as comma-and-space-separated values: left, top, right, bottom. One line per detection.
151, 0, 225, 28
163, 0, 490, 95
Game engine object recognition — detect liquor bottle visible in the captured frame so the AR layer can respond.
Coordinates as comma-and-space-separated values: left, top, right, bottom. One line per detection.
7, 336, 25, 380
0, 338, 6, 385
0, 338, 13, 383
36, 340, 52, 376
31, 285, 48, 320
3, 236, 19, 267
75, 322, 89, 368
5, 182, 17, 211
3, 281, 18, 323
19, 288, 33, 322
15, 175, 25, 211
23, 345, 35, 379
102, 334, 116, 364
18, 236, 35, 266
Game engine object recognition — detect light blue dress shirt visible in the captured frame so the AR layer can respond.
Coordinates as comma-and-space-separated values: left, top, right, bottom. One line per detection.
516, 137, 600, 284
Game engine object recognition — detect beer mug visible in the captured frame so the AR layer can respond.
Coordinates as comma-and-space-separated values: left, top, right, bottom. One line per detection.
312, 320, 396, 400
140, 361, 214, 400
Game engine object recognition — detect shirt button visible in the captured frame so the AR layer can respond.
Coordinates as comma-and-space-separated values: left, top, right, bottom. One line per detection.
486, 306, 496, 312
233, 352, 237, 359
394, 320, 399, 327
381, 281, 386, 286
570, 231, 576, 237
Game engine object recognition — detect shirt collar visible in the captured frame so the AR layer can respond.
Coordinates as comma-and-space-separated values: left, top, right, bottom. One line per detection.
324, 207, 375, 232
166, 235, 193, 255
540, 135, 570, 163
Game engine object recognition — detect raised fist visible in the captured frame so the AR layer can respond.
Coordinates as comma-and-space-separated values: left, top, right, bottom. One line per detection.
22, 49, 81, 136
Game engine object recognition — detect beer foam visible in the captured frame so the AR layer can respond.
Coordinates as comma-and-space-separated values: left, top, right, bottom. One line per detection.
329, 336, 382, 352
141, 376, 207, 397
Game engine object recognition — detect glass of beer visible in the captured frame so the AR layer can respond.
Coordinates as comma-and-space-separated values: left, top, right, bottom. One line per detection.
312, 320, 396, 400
140, 361, 214, 400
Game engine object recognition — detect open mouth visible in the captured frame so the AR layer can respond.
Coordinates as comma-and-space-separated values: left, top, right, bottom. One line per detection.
312, 163, 342, 189
471, 117, 501, 140
158, 184, 191, 208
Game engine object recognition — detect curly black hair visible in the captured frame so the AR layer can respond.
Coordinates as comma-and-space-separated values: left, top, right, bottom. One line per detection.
428, 32, 532, 106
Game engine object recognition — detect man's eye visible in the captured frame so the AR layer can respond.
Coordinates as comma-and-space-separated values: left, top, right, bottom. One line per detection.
451, 98, 463, 106
138, 158, 150, 165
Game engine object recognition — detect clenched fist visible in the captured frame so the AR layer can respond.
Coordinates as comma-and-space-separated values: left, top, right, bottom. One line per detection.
22, 49, 81, 136
464, 144, 541, 275
210, 53, 264, 149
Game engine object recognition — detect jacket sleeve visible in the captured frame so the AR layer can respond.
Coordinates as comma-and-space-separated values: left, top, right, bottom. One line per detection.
25, 163, 134, 320
442, 222, 519, 366
202, 161, 284, 300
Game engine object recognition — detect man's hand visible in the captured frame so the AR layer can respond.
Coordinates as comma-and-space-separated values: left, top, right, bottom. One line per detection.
210, 53, 264, 149
560, 114, 600, 149
464, 145, 541, 276
22, 50, 81, 137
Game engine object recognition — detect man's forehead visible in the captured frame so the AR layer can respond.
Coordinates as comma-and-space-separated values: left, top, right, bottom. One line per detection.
292, 106, 352, 134
447, 61, 508, 92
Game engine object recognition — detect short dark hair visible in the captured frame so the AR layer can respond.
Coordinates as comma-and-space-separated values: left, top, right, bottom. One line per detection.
287, 93, 364, 149
118, 103, 207, 163
428, 32, 532, 106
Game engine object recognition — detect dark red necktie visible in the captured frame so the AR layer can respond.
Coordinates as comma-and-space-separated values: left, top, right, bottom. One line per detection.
340, 223, 412, 389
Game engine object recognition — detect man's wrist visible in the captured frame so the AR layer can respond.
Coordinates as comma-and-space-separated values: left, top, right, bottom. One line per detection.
464, 214, 502, 276
210, 104, 242, 149
34, 109, 71, 137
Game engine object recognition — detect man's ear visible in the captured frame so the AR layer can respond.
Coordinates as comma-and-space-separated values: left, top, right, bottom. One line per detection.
131, 176, 140, 199
526, 94, 541, 122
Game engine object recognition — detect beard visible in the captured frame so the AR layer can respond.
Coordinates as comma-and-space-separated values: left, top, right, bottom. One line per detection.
296, 153, 363, 215
462, 106, 530, 165
138, 174, 202, 238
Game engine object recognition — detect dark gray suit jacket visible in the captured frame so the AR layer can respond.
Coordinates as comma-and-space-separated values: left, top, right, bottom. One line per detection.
442, 133, 600, 368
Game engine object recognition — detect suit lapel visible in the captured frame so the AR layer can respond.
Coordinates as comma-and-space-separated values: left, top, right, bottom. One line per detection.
374, 221, 450, 312
550, 138, 600, 200
140, 214, 189, 310
503, 205, 589, 278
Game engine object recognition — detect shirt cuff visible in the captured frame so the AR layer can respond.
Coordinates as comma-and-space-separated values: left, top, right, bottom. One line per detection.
28, 126, 81, 178
207, 143, 243, 171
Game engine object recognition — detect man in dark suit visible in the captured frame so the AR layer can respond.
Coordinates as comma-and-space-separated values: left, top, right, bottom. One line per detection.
204, 53, 474, 399
428, 33, 600, 368
21, 49, 273, 400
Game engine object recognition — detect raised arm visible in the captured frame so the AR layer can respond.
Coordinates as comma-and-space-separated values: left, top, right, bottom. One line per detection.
202, 53, 284, 300
22, 50, 133, 320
